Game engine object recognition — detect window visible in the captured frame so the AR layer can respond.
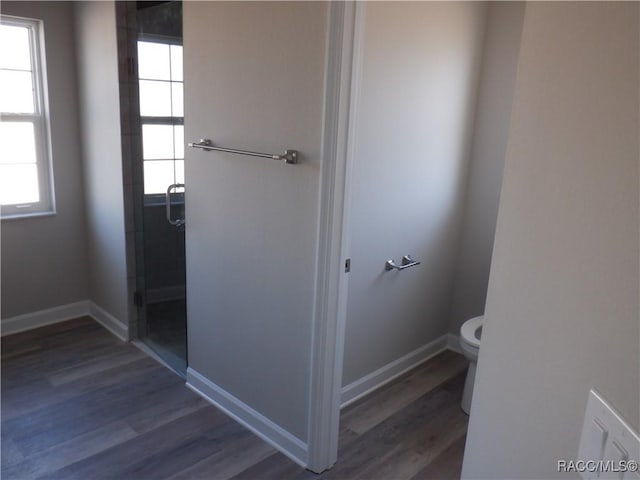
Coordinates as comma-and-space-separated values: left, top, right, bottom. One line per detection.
0, 16, 54, 218
137, 39, 184, 196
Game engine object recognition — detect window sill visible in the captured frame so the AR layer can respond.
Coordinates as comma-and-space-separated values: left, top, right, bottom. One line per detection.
143, 194, 184, 208
1, 210, 57, 221
143, 201, 185, 208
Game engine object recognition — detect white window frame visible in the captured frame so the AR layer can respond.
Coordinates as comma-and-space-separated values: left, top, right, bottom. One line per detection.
1, 15, 55, 219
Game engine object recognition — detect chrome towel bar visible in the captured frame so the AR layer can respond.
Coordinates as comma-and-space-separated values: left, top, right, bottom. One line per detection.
188, 139, 298, 164
385, 255, 421, 271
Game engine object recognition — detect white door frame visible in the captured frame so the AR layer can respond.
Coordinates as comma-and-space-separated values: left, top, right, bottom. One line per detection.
306, 1, 366, 473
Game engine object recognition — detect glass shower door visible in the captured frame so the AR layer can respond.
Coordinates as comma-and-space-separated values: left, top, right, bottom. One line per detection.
133, 1, 188, 376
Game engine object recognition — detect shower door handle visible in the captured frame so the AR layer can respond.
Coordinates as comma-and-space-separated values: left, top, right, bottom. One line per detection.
166, 183, 185, 227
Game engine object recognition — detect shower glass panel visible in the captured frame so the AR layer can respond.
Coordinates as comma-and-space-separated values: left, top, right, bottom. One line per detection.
134, 0, 187, 376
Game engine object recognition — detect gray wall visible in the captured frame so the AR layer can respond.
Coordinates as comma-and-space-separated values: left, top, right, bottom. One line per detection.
462, 3, 639, 478
184, 2, 328, 441
74, 1, 129, 326
0, 1, 89, 319
342, 2, 488, 386
449, 2, 525, 333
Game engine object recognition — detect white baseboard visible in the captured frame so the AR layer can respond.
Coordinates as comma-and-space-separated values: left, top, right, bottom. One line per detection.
1, 300, 129, 342
88, 302, 129, 342
340, 334, 450, 408
186, 367, 308, 468
447, 333, 462, 354
1, 301, 90, 336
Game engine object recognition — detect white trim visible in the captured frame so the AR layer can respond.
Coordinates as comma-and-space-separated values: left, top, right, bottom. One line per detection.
88, 302, 130, 342
0, 15, 56, 219
340, 334, 449, 408
307, 1, 359, 473
1, 301, 90, 336
447, 333, 463, 355
186, 367, 308, 468
0, 211, 56, 221
1, 300, 130, 342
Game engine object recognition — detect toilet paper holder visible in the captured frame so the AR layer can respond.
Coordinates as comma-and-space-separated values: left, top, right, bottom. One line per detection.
385, 255, 421, 271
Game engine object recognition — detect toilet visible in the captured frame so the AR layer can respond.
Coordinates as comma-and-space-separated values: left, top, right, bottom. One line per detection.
459, 315, 483, 414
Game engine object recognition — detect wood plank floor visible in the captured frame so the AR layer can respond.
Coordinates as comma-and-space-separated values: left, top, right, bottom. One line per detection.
1, 317, 469, 479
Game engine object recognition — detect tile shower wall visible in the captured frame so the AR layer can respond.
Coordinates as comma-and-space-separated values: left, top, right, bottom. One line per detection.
116, 1, 142, 336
